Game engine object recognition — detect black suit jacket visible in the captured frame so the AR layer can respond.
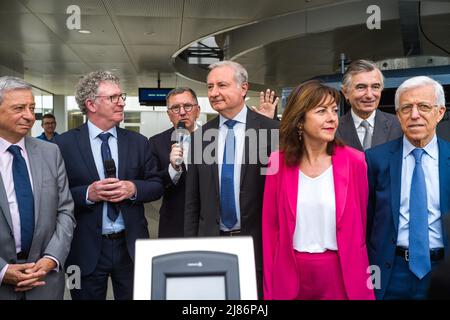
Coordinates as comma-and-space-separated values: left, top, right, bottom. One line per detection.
184, 108, 279, 273
336, 110, 403, 151
149, 127, 187, 238
56, 123, 163, 275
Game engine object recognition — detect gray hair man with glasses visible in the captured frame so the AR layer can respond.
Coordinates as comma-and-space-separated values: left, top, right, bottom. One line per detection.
365, 76, 449, 300
148, 87, 201, 238
56, 70, 163, 300
337, 59, 403, 151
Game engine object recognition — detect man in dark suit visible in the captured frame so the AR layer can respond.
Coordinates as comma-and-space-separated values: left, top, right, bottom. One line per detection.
337, 59, 403, 151
149, 87, 200, 238
366, 76, 449, 299
56, 71, 163, 300
0, 76, 75, 300
184, 61, 279, 298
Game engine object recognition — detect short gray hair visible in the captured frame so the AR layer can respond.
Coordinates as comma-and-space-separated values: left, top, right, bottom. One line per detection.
395, 76, 445, 111
0, 76, 32, 105
342, 59, 384, 90
166, 87, 198, 106
208, 60, 248, 86
75, 70, 120, 114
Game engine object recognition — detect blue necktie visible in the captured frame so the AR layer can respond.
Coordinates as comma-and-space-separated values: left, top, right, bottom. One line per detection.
98, 133, 118, 221
409, 148, 431, 279
8, 145, 34, 254
220, 120, 238, 229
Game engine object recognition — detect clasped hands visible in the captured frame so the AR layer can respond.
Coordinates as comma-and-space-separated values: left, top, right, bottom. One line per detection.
88, 178, 136, 203
3, 257, 56, 292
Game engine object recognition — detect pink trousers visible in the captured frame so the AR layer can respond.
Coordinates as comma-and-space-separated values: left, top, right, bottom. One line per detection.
294, 250, 348, 300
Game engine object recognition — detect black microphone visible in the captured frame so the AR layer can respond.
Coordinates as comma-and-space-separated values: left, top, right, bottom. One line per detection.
103, 159, 121, 210
104, 159, 116, 178
175, 122, 186, 166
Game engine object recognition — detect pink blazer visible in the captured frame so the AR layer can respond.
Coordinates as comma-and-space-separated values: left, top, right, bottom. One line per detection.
262, 146, 375, 300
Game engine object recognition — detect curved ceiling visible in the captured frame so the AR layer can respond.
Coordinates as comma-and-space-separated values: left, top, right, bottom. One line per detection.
0, 0, 449, 98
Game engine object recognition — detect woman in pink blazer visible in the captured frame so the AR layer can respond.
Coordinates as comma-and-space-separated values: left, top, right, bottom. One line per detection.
262, 80, 374, 300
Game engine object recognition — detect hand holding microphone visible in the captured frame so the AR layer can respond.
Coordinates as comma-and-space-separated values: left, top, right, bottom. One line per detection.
171, 122, 186, 169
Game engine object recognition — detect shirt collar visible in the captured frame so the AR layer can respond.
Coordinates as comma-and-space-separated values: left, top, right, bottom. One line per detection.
87, 120, 117, 140
402, 134, 438, 160
219, 105, 247, 127
0, 136, 26, 153
351, 108, 376, 128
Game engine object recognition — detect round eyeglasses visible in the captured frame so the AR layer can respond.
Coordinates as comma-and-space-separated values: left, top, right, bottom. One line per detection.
168, 103, 197, 114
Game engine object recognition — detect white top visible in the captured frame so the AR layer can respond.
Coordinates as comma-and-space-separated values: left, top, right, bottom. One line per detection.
351, 108, 376, 147
293, 165, 338, 253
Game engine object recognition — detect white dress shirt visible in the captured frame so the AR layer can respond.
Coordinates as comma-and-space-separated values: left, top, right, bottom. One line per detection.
293, 166, 338, 253
218, 105, 247, 231
397, 135, 444, 249
351, 109, 376, 147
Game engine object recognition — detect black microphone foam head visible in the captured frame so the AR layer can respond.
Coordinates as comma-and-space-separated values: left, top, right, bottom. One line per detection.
104, 159, 116, 178
177, 121, 186, 129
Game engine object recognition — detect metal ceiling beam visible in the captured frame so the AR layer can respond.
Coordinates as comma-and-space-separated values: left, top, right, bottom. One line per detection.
399, 0, 422, 56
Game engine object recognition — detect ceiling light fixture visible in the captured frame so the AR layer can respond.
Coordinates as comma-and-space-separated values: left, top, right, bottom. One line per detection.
78, 29, 91, 34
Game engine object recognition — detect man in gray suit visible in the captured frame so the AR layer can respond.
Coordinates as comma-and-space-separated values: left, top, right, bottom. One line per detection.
336, 59, 403, 151
0, 76, 75, 300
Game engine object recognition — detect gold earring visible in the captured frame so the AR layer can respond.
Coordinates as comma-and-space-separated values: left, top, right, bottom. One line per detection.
297, 124, 303, 141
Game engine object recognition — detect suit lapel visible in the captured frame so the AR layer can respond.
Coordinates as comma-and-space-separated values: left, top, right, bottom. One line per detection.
240, 108, 258, 186
286, 163, 299, 221
438, 138, 450, 251
389, 139, 403, 232
77, 123, 100, 180
332, 147, 349, 225
0, 172, 13, 233
25, 137, 42, 224
372, 111, 390, 147
339, 112, 363, 150
203, 118, 220, 199
117, 127, 128, 180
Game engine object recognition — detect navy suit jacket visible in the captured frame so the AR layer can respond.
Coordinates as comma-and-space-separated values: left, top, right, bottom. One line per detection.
365, 137, 450, 299
149, 127, 187, 238
56, 123, 163, 275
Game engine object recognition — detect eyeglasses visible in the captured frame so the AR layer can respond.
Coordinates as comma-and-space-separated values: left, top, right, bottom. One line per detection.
398, 103, 436, 115
94, 93, 127, 104
168, 103, 197, 114
43, 121, 56, 125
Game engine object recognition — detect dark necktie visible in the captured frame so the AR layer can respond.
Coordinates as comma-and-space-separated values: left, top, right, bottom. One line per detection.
409, 148, 431, 279
98, 132, 118, 221
360, 120, 372, 150
7, 145, 34, 254
220, 120, 238, 229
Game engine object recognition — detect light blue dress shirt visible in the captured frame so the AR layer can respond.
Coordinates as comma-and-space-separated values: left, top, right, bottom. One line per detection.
87, 121, 125, 235
397, 134, 444, 249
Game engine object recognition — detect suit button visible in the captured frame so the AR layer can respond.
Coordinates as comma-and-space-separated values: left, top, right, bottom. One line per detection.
385, 262, 391, 269
392, 238, 396, 244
